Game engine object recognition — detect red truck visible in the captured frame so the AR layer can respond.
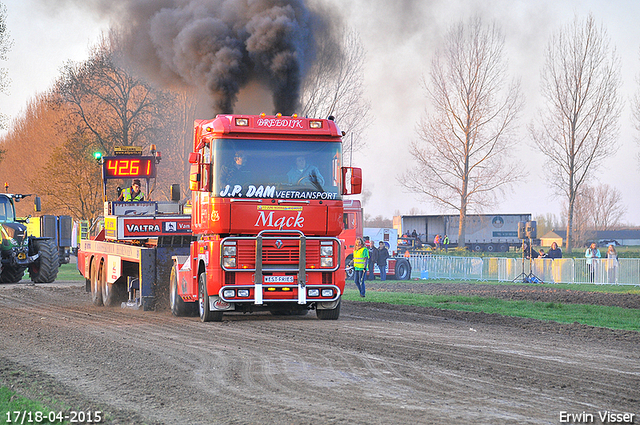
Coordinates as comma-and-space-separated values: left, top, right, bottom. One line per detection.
171, 114, 361, 321
79, 115, 362, 321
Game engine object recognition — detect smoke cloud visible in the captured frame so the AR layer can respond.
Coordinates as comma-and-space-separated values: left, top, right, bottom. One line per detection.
63, 0, 335, 114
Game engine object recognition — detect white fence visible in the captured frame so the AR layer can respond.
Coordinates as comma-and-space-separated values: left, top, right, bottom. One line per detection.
408, 255, 640, 285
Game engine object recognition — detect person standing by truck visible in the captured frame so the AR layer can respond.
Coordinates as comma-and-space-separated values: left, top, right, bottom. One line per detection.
377, 241, 390, 281
367, 239, 378, 280
352, 237, 369, 297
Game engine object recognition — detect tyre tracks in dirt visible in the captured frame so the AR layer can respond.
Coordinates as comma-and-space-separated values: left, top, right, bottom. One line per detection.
0, 284, 638, 424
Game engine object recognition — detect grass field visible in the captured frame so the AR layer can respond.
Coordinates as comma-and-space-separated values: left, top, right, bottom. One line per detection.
56, 263, 84, 281
342, 288, 640, 331
0, 386, 70, 425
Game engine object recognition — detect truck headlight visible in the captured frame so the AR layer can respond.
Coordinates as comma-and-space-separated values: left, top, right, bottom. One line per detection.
222, 289, 235, 298
223, 245, 237, 256
321, 289, 334, 297
223, 257, 236, 268
320, 245, 333, 256
237, 289, 250, 297
320, 257, 333, 267
307, 288, 320, 297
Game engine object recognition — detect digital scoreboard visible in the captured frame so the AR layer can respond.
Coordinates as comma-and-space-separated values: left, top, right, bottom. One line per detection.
102, 156, 157, 180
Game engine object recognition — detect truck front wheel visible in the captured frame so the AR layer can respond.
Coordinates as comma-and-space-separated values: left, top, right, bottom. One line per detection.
316, 300, 340, 320
198, 273, 222, 322
345, 254, 354, 280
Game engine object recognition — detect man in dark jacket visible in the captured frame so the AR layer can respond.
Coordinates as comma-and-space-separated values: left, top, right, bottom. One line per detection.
367, 239, 378, 280
376, 241, 390, 281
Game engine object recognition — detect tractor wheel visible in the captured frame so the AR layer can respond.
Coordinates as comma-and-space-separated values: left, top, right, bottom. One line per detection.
316, 300, 341, 320
170, 264, 196, 316
0, 265, 25, 283
198, 273, 222, 322
90, 259, 103, 307
29, 239, 59, 283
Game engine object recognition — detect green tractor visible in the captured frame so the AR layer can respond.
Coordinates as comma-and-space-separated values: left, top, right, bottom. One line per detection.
0, 193, 58, 283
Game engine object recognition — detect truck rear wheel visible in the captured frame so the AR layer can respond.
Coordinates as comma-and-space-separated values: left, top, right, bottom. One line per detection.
316, 300, 340, 320
198, 273, 222, 322
90, 259, 103, 307
101, 276, 122, 307
0, 265, 25, 283
170, 265, 196, 316
29, 239, 59, 283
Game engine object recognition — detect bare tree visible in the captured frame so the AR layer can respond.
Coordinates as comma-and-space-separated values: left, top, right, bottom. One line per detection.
364, 215, 393, 228
573, 184, 625, 232
300, 27, 370, 165
56, 33, 171, 155
533, 212, 562, 237
399, 17, 523, 248
0, 1, 13, 139
32, 134, 104, 221
531, 14, 621, 252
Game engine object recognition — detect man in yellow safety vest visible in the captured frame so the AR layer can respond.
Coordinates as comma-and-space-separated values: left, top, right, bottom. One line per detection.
352, 237, 369, 297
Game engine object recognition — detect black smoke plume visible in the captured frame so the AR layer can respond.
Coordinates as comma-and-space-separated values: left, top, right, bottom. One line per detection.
65, 0, 334, 114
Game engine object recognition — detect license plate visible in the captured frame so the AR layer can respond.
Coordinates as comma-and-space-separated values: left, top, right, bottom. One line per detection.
264, 276, 294, 283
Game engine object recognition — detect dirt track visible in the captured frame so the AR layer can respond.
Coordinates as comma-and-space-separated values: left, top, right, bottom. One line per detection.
0, 282, 638, 425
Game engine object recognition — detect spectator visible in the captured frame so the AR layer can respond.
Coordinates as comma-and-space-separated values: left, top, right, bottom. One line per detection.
585, 242, 601, 283
606, 244, 618, 284
411, 229, 417, 238
368, 240, 378, 280
443, 234, 450, 252
547, 242, 562, 259
377, 241, 390, 281
433, 234, 441, 250
539, 248, 548, 258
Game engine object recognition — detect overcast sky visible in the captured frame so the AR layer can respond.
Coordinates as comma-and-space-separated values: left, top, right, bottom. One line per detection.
1, 0, 640, 226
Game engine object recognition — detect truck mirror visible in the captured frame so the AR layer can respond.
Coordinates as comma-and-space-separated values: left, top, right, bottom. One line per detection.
33, 196, 41, 212
189, 163, 200, 191
188, 152, 201, 164
341, 167, 362, 195
171, 184, 181, 201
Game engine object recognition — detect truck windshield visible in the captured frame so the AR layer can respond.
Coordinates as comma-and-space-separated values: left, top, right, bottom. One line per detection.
212, 139, 342, 200
0, 197, 14, 221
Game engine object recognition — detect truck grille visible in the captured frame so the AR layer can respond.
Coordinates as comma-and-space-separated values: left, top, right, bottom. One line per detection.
234, 238, 325, 268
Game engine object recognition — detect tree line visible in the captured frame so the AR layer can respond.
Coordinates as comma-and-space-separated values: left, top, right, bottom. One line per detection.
0, 25, 369, 220
0, 7, 633, 252
399, 14, 630, 252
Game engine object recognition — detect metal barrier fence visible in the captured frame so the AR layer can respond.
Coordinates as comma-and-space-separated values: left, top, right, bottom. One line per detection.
409, 255, 640, 285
